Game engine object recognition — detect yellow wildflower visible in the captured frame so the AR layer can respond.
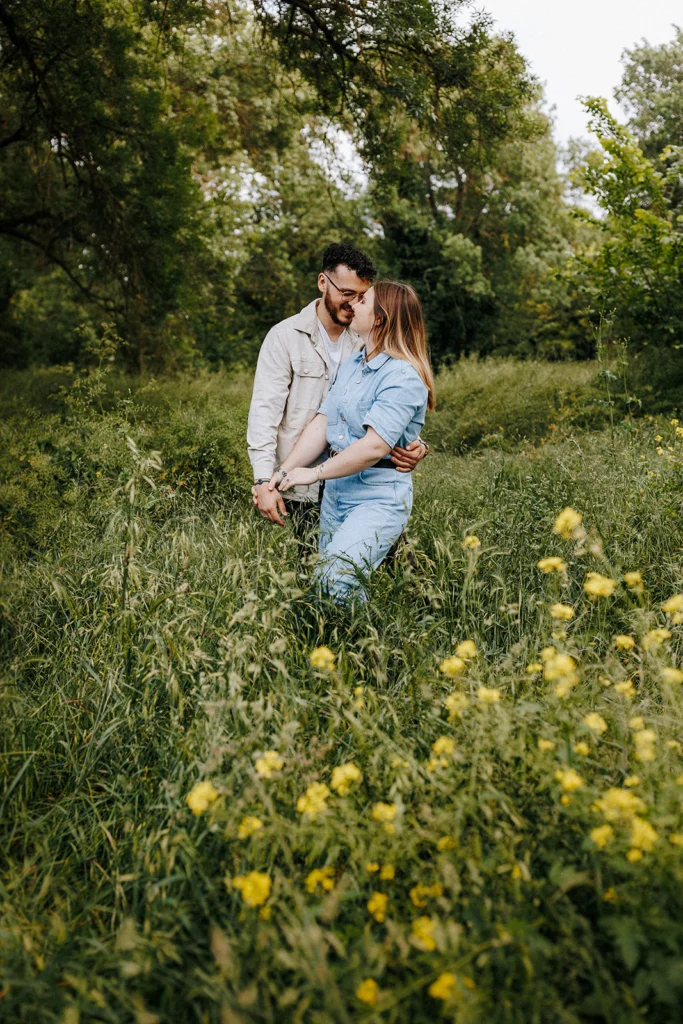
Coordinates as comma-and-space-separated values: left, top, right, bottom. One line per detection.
669, 834, 683, 846
330, 762, 362, 796
372, 802, 397, 833
593, 788, 645, 821
537, 738, 556, 752
633, 728, 656, 763
296, 782, 330, 820
584, 572, 616, 598
543, 653, 577, 681
526, 662, 543, 674
603, 887, 616, 902
380, 864, 395, 881
254, 750, 284, 778
541, 646, 557, 661
662, 667, 683, 684
432, 736, 456, 757
409, 882, 443, 908
630, 816, 658, 852
429, 972, 457, 1001
477, 686, 501, 705
537, 556, 567, 573
439, 656, 466, 677
356, 979, 379, 1005
662, 594, 683, 615
677, 773, 683, 785
462, 535, 480, 550
305, 866, 335, 893
628, 716, 645, 730
624, 571, 643, 590
367, 891, 389, 923
553, 507, 582, 540
615, 635, 636, 651
574, 741, 590, 756
550, 603, 574, 621
455, 639, 478, 660
445, 692, 468, 720
365, 862, 380, 873
231, 871, 271, 907
583, 712, 608, 735
411, 916, 437, 951
309, 646, 336, 672
186, 780, 219, 816
237, 816, 264, 839
555, 768, 583, 792
672, 419, 680, 426
668, 740, 682, 751
436, 836, 456, 851
643, 627, 672, 650
590, 824, 614, 848
624, 775, 640, 787
613, 680, 636, 699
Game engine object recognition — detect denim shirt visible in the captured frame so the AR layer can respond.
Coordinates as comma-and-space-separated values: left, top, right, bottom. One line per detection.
318, 349, 428, 453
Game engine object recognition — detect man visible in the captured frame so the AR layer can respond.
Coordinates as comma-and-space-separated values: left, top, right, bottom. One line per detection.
247, 242, 427, 531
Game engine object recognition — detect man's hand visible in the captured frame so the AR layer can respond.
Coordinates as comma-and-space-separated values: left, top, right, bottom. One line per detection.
252, 482, 287, 525
390, 439, 428, 473
269, 467, 317, 492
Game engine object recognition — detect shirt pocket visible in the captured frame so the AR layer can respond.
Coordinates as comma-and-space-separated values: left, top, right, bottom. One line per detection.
289, 357, 327, 411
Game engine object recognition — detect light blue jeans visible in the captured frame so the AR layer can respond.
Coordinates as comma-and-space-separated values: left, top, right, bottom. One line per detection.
314, 467, 413, 603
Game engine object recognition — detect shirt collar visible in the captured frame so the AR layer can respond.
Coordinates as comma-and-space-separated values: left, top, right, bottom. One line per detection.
361, 347, 392, 370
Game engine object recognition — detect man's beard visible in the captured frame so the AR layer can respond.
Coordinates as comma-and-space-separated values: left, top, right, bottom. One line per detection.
324, 290, 353, 327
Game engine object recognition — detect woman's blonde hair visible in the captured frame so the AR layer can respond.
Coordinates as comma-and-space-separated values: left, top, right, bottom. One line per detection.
371, 281, 435, 410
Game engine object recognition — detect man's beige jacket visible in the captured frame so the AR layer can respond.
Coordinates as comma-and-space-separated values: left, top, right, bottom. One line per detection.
247, 299, 362, 502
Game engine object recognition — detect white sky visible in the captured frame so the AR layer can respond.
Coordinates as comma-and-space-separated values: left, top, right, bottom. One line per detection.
474, 0, 681, 145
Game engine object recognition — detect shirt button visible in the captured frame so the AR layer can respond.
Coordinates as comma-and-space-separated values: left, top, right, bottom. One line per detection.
304, 368, 309, 374
338, 434, 344, 440
324, 375, 329, 380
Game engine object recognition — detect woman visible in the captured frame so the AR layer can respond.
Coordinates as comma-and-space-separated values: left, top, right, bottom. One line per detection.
268, 281, 435, 602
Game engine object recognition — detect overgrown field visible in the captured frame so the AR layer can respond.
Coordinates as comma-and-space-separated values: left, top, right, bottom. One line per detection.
2, 360, 683, 1023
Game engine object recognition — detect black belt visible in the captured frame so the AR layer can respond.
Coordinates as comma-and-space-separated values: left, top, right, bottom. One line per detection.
329, 448, 396, 471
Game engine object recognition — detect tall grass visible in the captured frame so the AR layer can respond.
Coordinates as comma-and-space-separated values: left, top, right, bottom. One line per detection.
1, 360, 683, 1022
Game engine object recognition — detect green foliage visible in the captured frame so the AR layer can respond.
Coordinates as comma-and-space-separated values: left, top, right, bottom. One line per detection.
616, 28, 683, 160
2, 368, 683, 1021
571, 98, 683, 354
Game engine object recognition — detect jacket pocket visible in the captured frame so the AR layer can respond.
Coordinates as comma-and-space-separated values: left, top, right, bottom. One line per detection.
289, 357, 326, 411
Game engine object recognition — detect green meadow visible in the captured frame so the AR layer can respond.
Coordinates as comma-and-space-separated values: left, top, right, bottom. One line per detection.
2, 360, 683, 1023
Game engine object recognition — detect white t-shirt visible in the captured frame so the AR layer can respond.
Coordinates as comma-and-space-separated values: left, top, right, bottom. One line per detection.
317, 318, 345, 383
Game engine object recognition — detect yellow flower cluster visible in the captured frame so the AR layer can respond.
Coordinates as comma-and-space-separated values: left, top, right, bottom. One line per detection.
305, 866, 335, 893
624, 570, 643, 593
590, 824, 614, 848
613, 679, 636, 699
593, 788, 645, 822
356, 979, 379, 1005
409, 882, 443, 908
329, 762, 362, 796
237, 816, 263, 839
550, 603, 574, 621
309, 646, 336, 671
553, 507, 582, 540
584, 572, 615, 598
614, 634, 635, 651
367, 891, 389, 922
444, 692, 468, 720
537, 738, 556, 752
633, 728, 656, 762
429, 972, 456, 1001
427, 736, 456, 771
662, 666, 683, 684
583, 712, 607, 735
662, 593, 683, 623
461, 535, 480, 550
642, 627, 671, 650
411, 916, 437, 951
537, 556, 567, 574
231, 871, 272, 907
455, 639, 478, 659
555, 768, 583, 792
477, 686, 501, 705
186, 780, 218, 816
542, 649, 578, 698
254, 750, 284, 778
372, 802, 397, 833
296, 782, 330, 820
627, 817, 658, 861
439, 655, 466, 677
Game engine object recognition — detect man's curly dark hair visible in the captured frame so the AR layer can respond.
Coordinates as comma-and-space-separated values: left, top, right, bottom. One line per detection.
322, 242, 376, 282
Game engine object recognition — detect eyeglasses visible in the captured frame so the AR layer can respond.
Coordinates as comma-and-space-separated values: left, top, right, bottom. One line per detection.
323, 272, 366, 304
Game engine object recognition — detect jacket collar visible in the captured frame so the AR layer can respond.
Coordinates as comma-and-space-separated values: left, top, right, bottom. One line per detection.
292, 298, 362, 365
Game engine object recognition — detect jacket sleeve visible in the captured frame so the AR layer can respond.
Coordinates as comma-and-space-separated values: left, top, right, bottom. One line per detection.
247, 327, 293, 480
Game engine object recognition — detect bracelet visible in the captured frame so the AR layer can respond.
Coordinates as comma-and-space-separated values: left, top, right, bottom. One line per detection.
254, 478, 270, 486
316, 464, 325, 481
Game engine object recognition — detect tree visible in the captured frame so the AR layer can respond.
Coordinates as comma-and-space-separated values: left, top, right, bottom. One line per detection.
616, 26, 683, 159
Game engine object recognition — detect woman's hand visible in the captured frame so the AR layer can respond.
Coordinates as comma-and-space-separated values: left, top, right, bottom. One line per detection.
270, 467, 318, 492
